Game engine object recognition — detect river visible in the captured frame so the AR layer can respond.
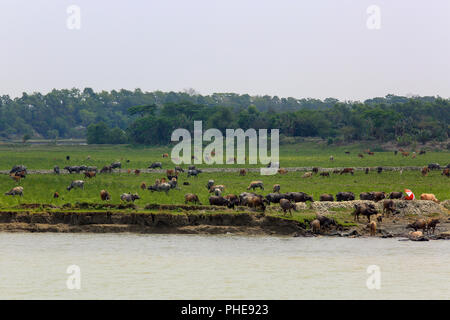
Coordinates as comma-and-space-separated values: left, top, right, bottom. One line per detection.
0, 233, 448, 299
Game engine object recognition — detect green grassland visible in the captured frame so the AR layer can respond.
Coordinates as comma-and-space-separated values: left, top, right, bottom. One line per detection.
0, 142, 449, 170
0, 167, 448, 208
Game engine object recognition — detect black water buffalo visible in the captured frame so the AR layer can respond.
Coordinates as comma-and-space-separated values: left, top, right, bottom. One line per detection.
286, 192, 314, 202
428, 163, 441, 170
389, 192, 403, 199
336, 192, 355, 201
10, 165, 27, 174
360, 192, 375, 201
149, 162, 162, 169
187, 169, 202, 177
353, 203, 378, 222
265, 193, 290, 204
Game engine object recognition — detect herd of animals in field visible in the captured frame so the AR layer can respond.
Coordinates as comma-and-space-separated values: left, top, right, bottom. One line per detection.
3, 149, 449, 238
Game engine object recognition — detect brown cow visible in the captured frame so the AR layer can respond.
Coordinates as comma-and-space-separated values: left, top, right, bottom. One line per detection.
319, 194, 334, 202
368, 221, 377, 236
134, 169, 141, 176
407, 219, 427, 233
311, 219, 320, 234
442, 168, 450, 177
273, 184, 281, 193
84, 171, 96, 178
185, 193, 201, 205
278, 168, 288, 175
53, 192, 59, 198
383, 199, 397, 215
247, 181, 264, 191
401, 152, 410, 157
368, 152, 375, 156
10, 174, 21, 183
420, 193, 439, 203
100, 190, 111, 201
280, 199, 296, 215
140, 182, 147, 190
239, 169, 247, 176
421, 167, 430, 176
162, 153, 169, 158
358, 153, 364, 158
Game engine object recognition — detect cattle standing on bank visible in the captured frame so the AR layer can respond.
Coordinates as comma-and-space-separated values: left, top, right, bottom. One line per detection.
420, 193, 439, 203
100, 190, 111, 201
185, 193, 201, 205
353, 203, 378, 222
319, 194, 334, 202
280, 199, 296, 215
247, 181, 264, 191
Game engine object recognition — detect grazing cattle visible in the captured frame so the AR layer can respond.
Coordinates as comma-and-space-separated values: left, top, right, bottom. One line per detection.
84, 171, 96, 178
111, 162, 121, 169
368, 152, 375, 156
140, 182, 147, 190
407, 219, 427, 233
209, 196, 233, 208
149, 162, 162, 169
358, 153, 364, 158
286, 192, 313, 203
311, 219, 320, 234
265, 193, 289, 204
67, 180, 84, 191
127, 169, 132, 174
332, 169, 340, 174
10, 165, 27, 174
389, 192, 403, 199
365, 168, 369, 174
224, 194, 240, 207
340, 168, 354, 175
377, 167, 383, 174
148, 182, 171, 194
426, 219, 440, 234
329, 156, 334, 161
320, 172, 330, 177
54, 166, 60, 174
162, 153, 169, 158
382, 200, 398, 215
411, 153, 416, 159
166, 169, 175, 177
315, 214, 337, 229
64, 166, 81, 174
302, 172, 313, 178
209, 185, 225, 193
66, 155, 70, 161
345, 151, 350, 154
239, 192, 258, 205
360, 192, 374, 201
428, 163, 440, 170
134, 169, 141, 176
5, 186, 24, 196
336, 192, 355, 201
245, 196, 267, 211
247, 181, 264, 191
353, 203, 378, 222
368, 221, 377, 236
53, 192, 59, 198
278, 168, 288, 175
10, 174, 21, 183
187, 169, 202, 177
100, 190, 111, 201
239, 169, 247, 176
280, 199, 296, 215
442, 168, 450, 177
401, 152, 409, 157
312, 167, 319, 174
421, 167, 430, 176
372, 192, 386, 202
419, 150, 426, 155
206, 180, 215, 190
319, 194, 334, 202
120, 193, 140, 202
420, 193, 439, 203
175, 166, 185, 173
185, 193, 201, 205
100, 166, 112, 173
394, 150, 398, 155
183, 182, 190, 186
273, 184, 281, 193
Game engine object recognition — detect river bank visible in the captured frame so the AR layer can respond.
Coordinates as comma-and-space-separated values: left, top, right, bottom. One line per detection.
0, 204, 448, 240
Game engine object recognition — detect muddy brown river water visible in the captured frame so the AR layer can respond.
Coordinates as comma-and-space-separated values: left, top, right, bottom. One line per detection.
0, 233, 448, 299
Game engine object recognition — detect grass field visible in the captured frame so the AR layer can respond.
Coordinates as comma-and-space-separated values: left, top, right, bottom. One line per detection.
0, 143, 448, 210
0, 142, 449, 170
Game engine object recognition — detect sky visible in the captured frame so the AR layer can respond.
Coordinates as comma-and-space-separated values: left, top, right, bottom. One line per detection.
1, 0, 449, 101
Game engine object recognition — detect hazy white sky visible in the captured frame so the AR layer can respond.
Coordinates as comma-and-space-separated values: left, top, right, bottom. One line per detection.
1, 0, 449, 100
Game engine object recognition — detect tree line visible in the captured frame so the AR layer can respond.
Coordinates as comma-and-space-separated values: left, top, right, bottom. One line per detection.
0, 88, 448, 145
